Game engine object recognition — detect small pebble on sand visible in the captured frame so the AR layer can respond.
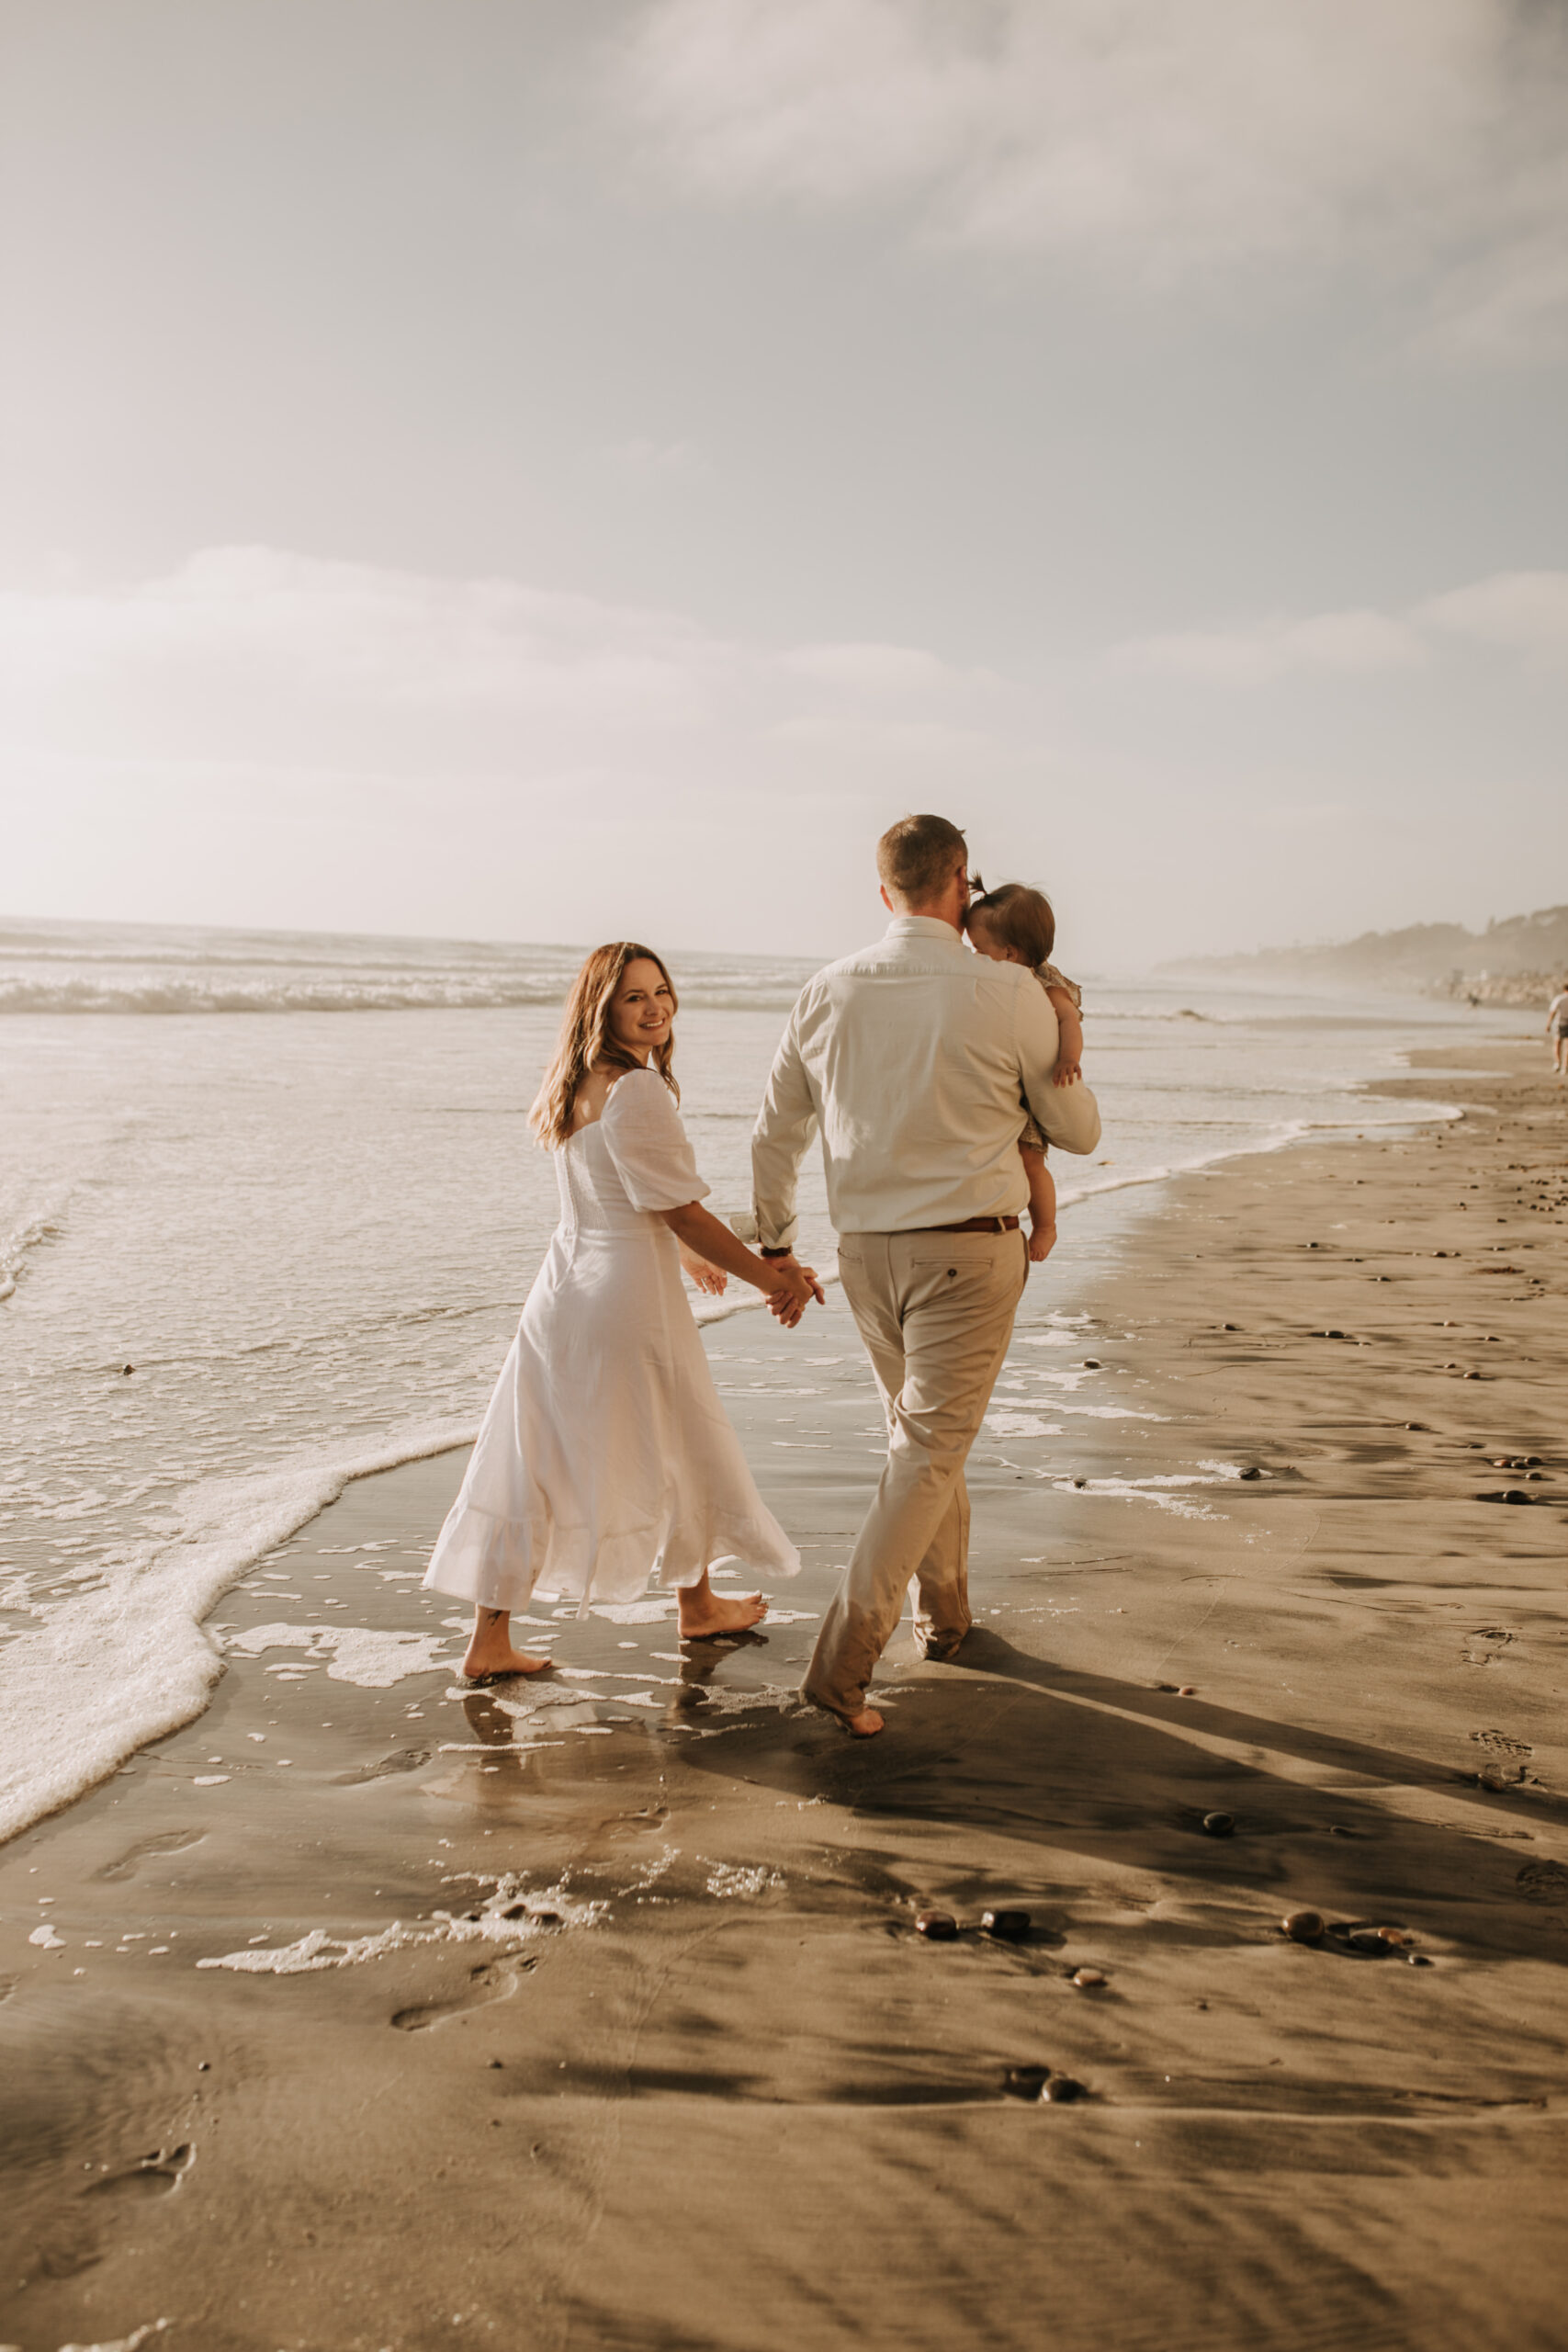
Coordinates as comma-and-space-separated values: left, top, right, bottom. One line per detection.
916, 1910, 958, 1941
1201, 1812, 1234, 1837
1042, 2075, 1088, 2103
1003, 2064, 1049, 2098
982, 1908, 1031, 1941
1282, 1909, 1325, 1943
1069, 1966, 1107, 1989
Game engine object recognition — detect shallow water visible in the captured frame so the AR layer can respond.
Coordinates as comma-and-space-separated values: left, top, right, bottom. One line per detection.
0, 917, 1524, 1841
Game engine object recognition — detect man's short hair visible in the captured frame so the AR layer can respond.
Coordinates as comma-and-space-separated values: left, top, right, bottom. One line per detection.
876, 813, 968, 907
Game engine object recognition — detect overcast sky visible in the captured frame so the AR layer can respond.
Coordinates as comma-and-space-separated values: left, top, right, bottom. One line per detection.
3, 0, 1565, 967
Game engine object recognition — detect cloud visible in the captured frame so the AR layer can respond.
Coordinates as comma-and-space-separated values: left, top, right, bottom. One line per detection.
614, 0, 1568, 350
1118, 608, 1427, 684
1112, 571, 1568, 683
0, 544, 1003, 783
1416, 571, 1568, 663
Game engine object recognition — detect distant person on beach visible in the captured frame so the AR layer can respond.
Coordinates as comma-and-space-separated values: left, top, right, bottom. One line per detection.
424, 943, 821, 1682
751, 814, 1101, 1736
1548, 979, 1568, 1077
964, 880, 1084, 1263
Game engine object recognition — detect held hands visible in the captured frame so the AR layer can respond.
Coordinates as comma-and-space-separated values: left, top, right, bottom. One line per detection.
763, 1254, 825, 1328
679, 1244, 728, 1296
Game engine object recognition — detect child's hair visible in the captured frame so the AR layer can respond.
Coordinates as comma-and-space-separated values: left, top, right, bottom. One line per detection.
965, 880, 1055, 968
529, 942, 679, 1147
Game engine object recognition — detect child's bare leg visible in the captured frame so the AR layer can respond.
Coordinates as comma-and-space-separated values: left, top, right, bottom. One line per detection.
462, 1605, 552, 1680
1021, 1147, 1057, 1262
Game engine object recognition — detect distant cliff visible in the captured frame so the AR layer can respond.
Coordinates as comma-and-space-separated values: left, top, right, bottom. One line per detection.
1161, 905, 1568, 1006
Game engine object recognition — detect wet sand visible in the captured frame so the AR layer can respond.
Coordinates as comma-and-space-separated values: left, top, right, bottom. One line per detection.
3, 1036, 1565, 2352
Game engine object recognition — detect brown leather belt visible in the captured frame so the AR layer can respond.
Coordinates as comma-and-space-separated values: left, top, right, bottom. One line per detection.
909, 1214, 1021, 1235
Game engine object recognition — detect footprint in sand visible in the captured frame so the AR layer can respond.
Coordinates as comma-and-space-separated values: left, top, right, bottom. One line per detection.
390, 1955, 534, 2032
1472, 1728, 1533, 1756
95, 1829, 206, 1883
85, 2142, 196, 2201
1463, 1628, 1517, 1667
1516, 1860, 1568, 1905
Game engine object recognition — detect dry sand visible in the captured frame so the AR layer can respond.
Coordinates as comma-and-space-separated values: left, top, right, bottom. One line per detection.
3, 1036, 1565, 2352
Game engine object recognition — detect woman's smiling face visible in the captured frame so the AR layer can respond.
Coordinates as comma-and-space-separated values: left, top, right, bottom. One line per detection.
607, 957, 675, 1060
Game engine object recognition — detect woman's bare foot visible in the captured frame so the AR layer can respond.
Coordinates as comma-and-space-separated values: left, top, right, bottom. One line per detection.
462, 1606, 552, 1681
677, 1575, 769, 1639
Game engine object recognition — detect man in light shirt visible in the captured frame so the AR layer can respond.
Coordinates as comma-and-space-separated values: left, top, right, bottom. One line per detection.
751, 813, 1101, 1736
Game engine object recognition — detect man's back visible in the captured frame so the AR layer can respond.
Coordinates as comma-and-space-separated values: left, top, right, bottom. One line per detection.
752, 915, 1100, 1245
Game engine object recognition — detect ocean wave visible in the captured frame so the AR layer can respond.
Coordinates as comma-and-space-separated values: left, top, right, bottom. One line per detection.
0, 971, 811, 1017
0, 1419, 479, 1847
0, 1197, 67, 1303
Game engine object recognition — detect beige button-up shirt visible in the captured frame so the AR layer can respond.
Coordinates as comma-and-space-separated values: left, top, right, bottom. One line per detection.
751, 915, 1102, 1248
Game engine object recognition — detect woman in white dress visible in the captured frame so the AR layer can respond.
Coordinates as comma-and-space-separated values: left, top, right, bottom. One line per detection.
425, 942, 821, 1680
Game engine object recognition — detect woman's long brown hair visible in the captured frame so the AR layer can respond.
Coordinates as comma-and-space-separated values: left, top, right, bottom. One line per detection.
529, 943, 681, 1148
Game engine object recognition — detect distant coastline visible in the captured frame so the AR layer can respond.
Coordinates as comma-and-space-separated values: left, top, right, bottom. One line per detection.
1160, 901, 1567, 1008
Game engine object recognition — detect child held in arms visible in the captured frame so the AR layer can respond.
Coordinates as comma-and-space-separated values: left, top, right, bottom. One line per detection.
964, 881, 1085, 1263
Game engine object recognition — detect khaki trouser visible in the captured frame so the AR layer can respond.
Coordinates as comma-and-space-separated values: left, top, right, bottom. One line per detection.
804, 1227, 1029, 1719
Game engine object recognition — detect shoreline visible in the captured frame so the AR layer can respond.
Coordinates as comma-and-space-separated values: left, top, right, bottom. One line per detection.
3, 1036, 1565, 2350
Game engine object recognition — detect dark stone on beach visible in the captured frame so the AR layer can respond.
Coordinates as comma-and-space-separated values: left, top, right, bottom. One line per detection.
1082, 1358, 1101, 1369
1408, 1952, 1433, 1966
916, 1910, 958, 1941
1404, 1422, 1427, 1430
1072, 1477, 1088, 1488
1239, 1465, 1263, 1480
1306, 1241, 1320, 1250
197, 2061, 209, 2071
1043, 2075, 1088, 2103
1433, 1250, 1451, 1258
1524, 1454, 1542, 1466
1201, 1811, 1234, 1837
1503, 1490, 1534, 1505
122, 1363, 134, 1375
1463, 1371, 1481, 1380
983, 1908, 1031, 1941
1282, 1909, 1325, 1943
1325, 1329, 1345, 1340
1155, 1680, 1179, 1692
1069, 1966, 1107, 1989
534, 1910, 561, 1927
1003, 2064, 1050, 2098
1347, 1928, 1392, 1955
1179, 1685, 1198, 1697
1222, 1322, 1238, 1330
501, 1902, 528, 1919
488, 2057, 504, 2068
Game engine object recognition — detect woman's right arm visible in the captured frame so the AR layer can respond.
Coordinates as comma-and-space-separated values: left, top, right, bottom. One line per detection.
657, 1200, 822, 1327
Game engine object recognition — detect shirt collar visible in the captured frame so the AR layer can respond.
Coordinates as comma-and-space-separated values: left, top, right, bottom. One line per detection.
886, 915, 965, 951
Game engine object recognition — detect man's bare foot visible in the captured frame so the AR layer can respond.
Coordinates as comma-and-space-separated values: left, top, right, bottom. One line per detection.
802, 1689, 885, 1737
462, 1606, 552, 1681
678, 1586, 769, 1638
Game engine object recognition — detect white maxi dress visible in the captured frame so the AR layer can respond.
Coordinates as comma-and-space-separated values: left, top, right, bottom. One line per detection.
424, 1068, 799, 1614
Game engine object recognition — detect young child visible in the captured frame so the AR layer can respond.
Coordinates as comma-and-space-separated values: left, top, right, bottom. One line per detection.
964, 881, 1084, 1262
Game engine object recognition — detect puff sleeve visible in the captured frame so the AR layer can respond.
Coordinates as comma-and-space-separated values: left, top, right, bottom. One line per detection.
600, 1069, 711, 1213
